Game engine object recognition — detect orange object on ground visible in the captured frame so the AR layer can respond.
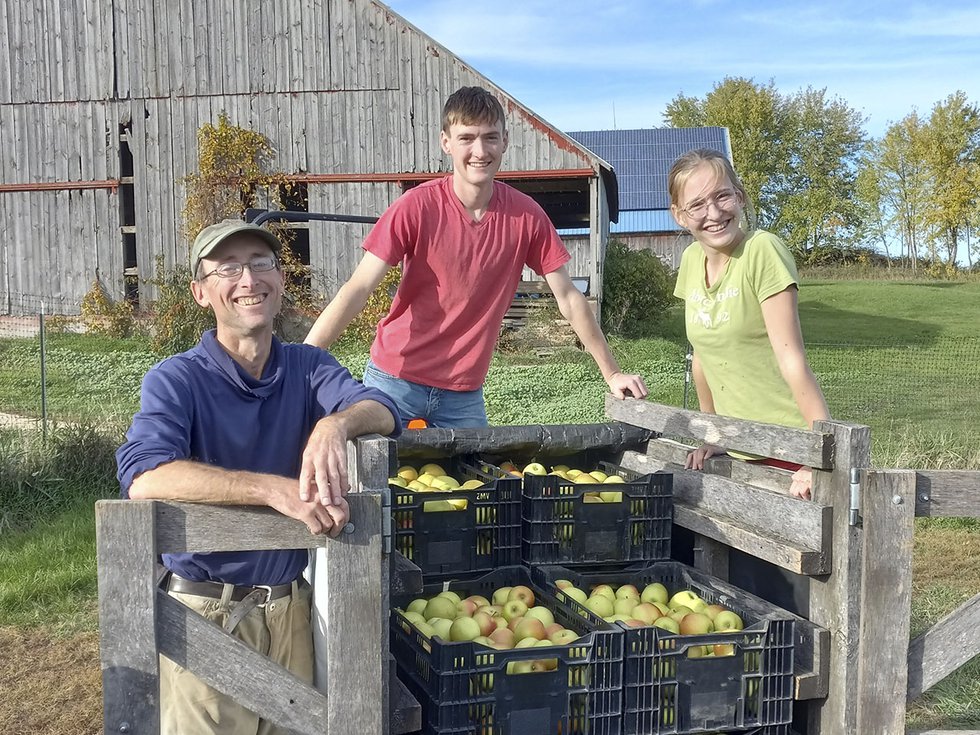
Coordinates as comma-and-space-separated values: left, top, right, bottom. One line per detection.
407, 418, 428, 429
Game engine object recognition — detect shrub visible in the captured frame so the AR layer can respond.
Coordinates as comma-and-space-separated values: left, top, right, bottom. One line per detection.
335, 267, 402, 347
601, 240, 675, 337
80, 279, 135, 339
143, 255, 215, 355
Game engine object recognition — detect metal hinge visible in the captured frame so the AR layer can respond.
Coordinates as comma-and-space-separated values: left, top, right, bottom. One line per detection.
381, 486, 392, 554
849, 468, 862, 526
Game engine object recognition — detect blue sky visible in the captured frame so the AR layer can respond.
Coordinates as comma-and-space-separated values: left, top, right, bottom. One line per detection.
385, 0, 980, 138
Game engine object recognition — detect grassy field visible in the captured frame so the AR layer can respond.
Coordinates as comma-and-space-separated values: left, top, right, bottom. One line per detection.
1, 278, 979, 732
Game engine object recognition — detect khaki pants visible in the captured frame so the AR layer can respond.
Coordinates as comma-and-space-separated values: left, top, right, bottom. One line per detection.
160, 580, 314, 735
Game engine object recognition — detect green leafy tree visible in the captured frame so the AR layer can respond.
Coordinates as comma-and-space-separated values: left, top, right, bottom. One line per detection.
922, 92, 980, 266
876, 113, 931, 270
600, 241, 674, 337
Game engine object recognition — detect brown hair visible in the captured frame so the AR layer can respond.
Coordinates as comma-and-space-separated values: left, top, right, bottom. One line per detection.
442, 86, 506, 134
668, 148, 756, 230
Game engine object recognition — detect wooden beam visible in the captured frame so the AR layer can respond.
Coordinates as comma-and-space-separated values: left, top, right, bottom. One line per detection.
913, 470, 980, 518
156, 591, 326, 733
96, 500, 161, 735
605, 396, 834, 469
856, 470, 916, 734
907, 592, 980, 702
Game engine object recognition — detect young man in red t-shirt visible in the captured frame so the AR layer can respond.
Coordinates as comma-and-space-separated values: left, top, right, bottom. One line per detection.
305, 86, 647, 427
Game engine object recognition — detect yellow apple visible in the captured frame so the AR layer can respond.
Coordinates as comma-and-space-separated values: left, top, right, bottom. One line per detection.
565, 469, 583, 479
396, 466, 419, 481
640, 582, 669, 605
407, 480, 428, 491
423, 596, 457, 621
603, 475, 626, 484
419, 463, 446, 477
713, 610, 744, 631
679, 612, 714, 635
551, 464, 570, 473
416, 472, 438, 486
599, 491, 623, 503
573, 473, 599, 484
522, 462, 547, 476
588, 470, 608, 482
430, 475, 461, 491
460, 479, 484, 489
668, 589, 703, 611
389, 476, 409, 488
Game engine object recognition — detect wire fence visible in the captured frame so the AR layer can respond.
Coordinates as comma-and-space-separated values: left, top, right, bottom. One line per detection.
2, 291, 980, 448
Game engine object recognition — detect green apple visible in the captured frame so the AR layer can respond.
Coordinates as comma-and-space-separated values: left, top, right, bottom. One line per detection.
640, 582, 669, 605
614, 597, 639, 616
615, 584, 640, 600
423, 596, 457, 621
428, 617, 453, 640
549, 628, 579, 645
415, 621, 435, 639
506, 660, 534, 673
668, 605, 693, 622
514, 617, 547, 642
523, 605, 555, 628
603, 475, 626, 484
491, 587, 512, 606
588, 470, 608, 482
502, 599, 528, 622
668, 589, 703, 611
573, 473, 600, 484
551, 464, 570, 473
406, 598, 428, 615
652, 616, 680, 634
437, 590, 461, 605
563, 586, 587, 604
522, 462, 547, 476
554, 579, 573, 590
402, 611, 426, 627
591, 584, 616, 601
514, 636, 539, 649
507, 585, 536, 607
599, 491, 623, 502
450, 616, 482, 641
714, 610, 744, 631
584, 595, 614, 618
460, 479, 484, 489
389, 476, 409, 488
565, 469, 583, 479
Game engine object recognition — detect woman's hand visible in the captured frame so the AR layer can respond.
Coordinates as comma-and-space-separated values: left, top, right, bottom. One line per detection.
685, 444, 724, 470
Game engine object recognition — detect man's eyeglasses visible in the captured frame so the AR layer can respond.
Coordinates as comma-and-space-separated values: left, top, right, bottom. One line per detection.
681, 188, 738, 219
199, 255, 279, 281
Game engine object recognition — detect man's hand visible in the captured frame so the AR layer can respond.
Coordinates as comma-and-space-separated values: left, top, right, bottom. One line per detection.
685, 443, 724, 470
607, 371, 649, 400
299, 416, 350, 507
270, 481, 350, 537
790, 467, 813, 500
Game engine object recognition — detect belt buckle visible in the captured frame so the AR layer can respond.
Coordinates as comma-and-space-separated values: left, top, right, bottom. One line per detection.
253, 584, 274, 607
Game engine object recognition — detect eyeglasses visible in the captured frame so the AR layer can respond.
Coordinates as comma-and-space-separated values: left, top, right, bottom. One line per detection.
199, 255, 279, 281
681, 188, 739, 219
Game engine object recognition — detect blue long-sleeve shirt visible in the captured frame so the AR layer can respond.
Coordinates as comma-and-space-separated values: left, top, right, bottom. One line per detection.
116, 330, 401, 585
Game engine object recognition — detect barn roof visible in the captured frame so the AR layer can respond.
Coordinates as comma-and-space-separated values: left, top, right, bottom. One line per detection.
566, 127, 731, 214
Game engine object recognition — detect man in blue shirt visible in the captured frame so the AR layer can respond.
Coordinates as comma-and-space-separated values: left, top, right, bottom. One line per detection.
116, 219, 401, 735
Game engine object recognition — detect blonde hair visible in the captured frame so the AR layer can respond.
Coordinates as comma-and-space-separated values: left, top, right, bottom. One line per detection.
442, 86, 506, 134
668, 148, 756, 231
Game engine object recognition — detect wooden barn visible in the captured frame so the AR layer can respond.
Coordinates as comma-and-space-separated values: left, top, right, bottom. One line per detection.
565, 127, 732, 269
0, 0, 618, 315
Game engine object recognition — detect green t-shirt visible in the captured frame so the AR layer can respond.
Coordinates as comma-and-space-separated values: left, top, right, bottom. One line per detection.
673, 229, 806, 431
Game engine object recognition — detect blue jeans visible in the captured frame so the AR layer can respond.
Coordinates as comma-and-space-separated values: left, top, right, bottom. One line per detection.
362, 361, 488, 429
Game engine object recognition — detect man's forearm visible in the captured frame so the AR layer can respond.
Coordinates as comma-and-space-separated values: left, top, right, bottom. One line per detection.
128, 459, 289, 506
325, 399, 397, 439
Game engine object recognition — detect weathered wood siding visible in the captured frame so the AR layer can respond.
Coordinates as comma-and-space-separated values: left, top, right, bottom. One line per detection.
1, 0, 610, 312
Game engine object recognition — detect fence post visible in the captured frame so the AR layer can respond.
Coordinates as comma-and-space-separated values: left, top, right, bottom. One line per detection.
805, 420, 870, 735
39, 301, 47, 439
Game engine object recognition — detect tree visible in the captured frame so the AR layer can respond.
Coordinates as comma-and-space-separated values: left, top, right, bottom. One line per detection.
922, 92, 980, 266
876, 113, 931, 270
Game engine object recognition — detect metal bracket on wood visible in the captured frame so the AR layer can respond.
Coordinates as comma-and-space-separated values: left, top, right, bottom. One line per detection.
849, 467, 862, 526
381, 487, 392, 554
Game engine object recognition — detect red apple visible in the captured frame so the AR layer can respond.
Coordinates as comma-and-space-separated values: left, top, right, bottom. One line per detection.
508, 585, 536, 607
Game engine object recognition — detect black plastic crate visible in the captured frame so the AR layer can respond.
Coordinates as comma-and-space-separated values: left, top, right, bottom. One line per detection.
391, 457, 521, 580
535, 562, 795, 735
390, 566, 623, 735
494, 457, 672, 567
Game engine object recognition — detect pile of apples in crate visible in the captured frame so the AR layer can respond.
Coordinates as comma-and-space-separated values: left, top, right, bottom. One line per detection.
555, 578, 744, 657
388, 462, 485, 492
397, 584, 579, 673
498, 460, 630, 503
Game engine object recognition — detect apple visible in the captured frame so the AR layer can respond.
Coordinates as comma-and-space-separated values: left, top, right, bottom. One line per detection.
523, 605, 556, 628
430, 476, 461, 491
652, 616, 680, 634
407, 480, 428, 491
498, 461, 518, 475
473, 636, 495, 648
668, 590, 703, 611
563, 586, 587, 604
508, 585, 536, 607
582, 493, 603, 503
615, 584, 640, 600
506, 616, 524, 632
687, 645, 707, 659
603, 475, 626, 484
573, 473, 599, 484
466, 595, 491, 609
419, 463, 447, 477
588, 470, 608, 482
549, 629, 579, 645
506, 660, 534, 674
460, 479, 484, 489
423, 596, 457, 621
402, 610, 427, 627
622, 618, 646, 628
450, 616, 482, 641
416, 472, 438, 486
514, 636, 539, 649
493, 616, 510, 629
591, 584, 616, 601
396, 466, 419, 481
544, 622, 564, 639
713, 642, 736, 657
437, 590, 461, 605
406, 598, 428, 615
429, 617, 453, 640
667, 605, 693, 622
584, 595, 614, 618
565, 469, 583, 479
613, 597, 639, 616
704, 604, 727, 620
599, 491, 623, 503
489, 627, 515, 649
551, 464, 570, 473
714, 610, 744, 631
472, 611, 496, 637
679, 612, 714, 635
640, 583, 669, 605
502, 599, 528, 622
388, 476, 409, 488
415, 621, 435, 639
631, 602, 660, 625
456, 599, 478, 617
492, 587, 512, 606
554, 579, 573, 590
478, 604, 502, 618
514, 617, 547, 642
522, 462, 547, 476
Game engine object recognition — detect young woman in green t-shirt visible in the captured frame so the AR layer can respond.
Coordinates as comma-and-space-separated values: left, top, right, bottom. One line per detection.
668, 148, 829, 500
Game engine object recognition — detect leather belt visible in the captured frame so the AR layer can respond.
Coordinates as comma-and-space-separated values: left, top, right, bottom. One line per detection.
165, 573, 295, 604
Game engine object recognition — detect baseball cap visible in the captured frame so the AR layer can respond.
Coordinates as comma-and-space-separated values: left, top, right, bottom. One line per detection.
190, 219, 282, 276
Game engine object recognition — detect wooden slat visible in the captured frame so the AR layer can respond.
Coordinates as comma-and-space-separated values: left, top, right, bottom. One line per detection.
620, 450, 830, 567
390, 551, 423, 599
396, 422, 652, 459
907, 592, 980, 702
95, 499, 160, 734
805, 420, 871, 734
325, 491, 385, 734
605, 396, 834, 470
156, 590, 326, 733
389, 654, 422, 734
913, 470, 980, 518
856, 470, 916, 734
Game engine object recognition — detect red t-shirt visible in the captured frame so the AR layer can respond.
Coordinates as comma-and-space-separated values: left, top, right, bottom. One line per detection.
365, 176, 570, 390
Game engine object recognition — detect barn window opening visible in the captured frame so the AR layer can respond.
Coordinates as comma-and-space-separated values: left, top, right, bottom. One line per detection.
279, 183, 311, 293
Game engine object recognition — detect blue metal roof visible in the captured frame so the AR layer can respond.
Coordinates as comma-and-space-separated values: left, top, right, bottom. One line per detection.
566, 127, 732, 220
